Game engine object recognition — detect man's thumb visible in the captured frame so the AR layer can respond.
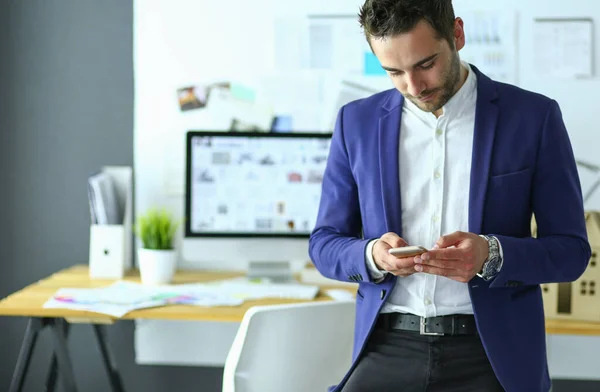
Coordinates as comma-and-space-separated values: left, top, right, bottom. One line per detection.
381, 232, 408, 248
435, 231, 465, 248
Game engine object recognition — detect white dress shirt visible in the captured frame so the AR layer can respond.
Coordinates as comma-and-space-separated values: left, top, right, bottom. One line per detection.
365, 62, 478, 317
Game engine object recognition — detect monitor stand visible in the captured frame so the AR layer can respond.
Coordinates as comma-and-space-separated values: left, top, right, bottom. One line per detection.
247, 260, 293, 283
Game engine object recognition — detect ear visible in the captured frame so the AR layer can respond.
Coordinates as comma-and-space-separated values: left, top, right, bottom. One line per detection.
453, 17, 465, 51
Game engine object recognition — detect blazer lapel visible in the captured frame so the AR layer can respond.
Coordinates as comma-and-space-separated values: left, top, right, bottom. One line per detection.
379, 91, 404, 235
469, 66, 499, 235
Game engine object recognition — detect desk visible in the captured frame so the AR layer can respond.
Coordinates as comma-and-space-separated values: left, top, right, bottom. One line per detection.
0, 265, 346, 392
3, 266, 600, 391
545, 318, 600, 336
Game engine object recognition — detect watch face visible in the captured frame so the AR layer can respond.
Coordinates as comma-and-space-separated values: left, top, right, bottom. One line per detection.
478, 235, 502, 280
484, 257, 501, 276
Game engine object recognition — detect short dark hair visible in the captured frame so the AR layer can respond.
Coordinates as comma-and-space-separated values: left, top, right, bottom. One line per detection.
358, 0, 456, 45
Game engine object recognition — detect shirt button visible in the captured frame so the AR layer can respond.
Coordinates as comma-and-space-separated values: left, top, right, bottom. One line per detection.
436, 129, 443, 136
434, 171, 441, 179
425, 298, 432, 305
432, 215, 439, 222
380, 289, 386, 299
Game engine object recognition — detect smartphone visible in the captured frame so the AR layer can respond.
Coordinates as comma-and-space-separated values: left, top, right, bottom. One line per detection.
388, 245, 428, 258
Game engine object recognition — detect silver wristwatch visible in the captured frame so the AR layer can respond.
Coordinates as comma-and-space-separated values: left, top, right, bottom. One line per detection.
476, 235, 503, 281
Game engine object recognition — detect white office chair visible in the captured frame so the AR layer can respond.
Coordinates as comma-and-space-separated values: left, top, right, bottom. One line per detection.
222, 300, 356, 392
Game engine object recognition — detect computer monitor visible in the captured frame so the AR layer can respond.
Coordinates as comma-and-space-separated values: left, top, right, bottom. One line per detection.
183, 131, 332, 270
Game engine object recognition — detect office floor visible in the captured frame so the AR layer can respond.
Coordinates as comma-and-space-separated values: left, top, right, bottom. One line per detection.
553, 380, 599, 392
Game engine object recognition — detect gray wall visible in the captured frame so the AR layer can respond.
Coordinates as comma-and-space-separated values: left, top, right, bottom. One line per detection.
0, 1, 599, 391
0, 1, 222, 391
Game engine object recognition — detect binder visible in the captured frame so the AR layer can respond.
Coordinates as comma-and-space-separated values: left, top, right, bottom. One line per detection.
88, 166, 133, 279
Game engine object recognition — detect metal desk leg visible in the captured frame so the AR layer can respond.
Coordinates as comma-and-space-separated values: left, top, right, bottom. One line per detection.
49, 318, 78, 392
45, 318, 70, 392
93, 324, 126, 392
9, 318, 43, 392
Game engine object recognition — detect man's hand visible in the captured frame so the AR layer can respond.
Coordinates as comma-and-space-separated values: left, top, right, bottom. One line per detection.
372, 232, 417, 277
413, 231, 488, 283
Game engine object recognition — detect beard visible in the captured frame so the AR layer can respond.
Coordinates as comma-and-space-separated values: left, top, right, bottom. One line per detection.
406, 52, 462, 114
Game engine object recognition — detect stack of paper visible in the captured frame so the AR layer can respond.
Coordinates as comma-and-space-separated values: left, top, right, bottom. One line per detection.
88, 171, 121, 225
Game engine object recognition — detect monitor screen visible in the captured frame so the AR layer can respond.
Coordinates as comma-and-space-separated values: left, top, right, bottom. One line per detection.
185, 131, 332, 239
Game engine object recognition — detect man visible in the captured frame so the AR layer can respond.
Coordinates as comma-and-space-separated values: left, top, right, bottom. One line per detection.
308, 1, 591, 391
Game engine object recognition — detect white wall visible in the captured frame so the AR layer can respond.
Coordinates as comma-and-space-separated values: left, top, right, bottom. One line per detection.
134, 0, 372, 220
135, 0, 600, 237
133, 0, 600, 372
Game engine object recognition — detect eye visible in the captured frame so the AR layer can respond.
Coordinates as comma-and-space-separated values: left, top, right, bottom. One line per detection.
420, 62, 435, 70
388, 70, 404, 77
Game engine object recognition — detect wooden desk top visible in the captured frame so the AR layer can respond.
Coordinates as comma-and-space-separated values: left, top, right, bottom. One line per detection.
544, 319, 600, 336
1, 265, 600, 335
0, 265, 350, 324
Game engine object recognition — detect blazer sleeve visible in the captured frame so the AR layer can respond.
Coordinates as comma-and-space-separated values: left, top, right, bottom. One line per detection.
308, 106, 379, 284
489, 100, 591, 288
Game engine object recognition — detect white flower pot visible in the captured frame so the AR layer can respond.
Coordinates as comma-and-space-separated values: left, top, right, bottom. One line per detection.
137, 248, 177, 285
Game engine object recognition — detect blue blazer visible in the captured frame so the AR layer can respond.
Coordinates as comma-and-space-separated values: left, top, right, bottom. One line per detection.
309, 65, 591, 392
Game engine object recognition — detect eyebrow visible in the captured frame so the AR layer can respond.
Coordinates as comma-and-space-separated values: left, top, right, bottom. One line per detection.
381, 53, 439, 73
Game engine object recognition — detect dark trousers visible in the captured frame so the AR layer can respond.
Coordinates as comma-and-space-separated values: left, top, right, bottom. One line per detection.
340, 322, 504, 392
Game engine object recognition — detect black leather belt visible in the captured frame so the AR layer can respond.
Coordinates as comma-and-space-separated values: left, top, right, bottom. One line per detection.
376, 313, 478, 336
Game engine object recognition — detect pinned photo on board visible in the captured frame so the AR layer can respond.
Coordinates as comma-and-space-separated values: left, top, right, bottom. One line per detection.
230, 118, 263, 132
177, 85, 209, 111
271, 115, 293, 133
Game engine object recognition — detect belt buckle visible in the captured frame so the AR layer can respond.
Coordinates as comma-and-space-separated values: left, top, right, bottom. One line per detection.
420, 317, 444, 336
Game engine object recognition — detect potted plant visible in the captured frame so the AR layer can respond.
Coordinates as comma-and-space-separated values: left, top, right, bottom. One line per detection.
135, 208, 180, 285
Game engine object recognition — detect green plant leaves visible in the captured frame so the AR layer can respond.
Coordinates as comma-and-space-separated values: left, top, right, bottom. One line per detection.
135, 208, 180, 250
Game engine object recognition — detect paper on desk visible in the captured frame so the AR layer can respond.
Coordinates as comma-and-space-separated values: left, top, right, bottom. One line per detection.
189, 277, 320, 301
43, 283, 164, 318
43, 279, 319, 318
43, 281, 244, 318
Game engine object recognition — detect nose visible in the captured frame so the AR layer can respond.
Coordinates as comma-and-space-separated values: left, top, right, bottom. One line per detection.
406, 74, 425, 97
